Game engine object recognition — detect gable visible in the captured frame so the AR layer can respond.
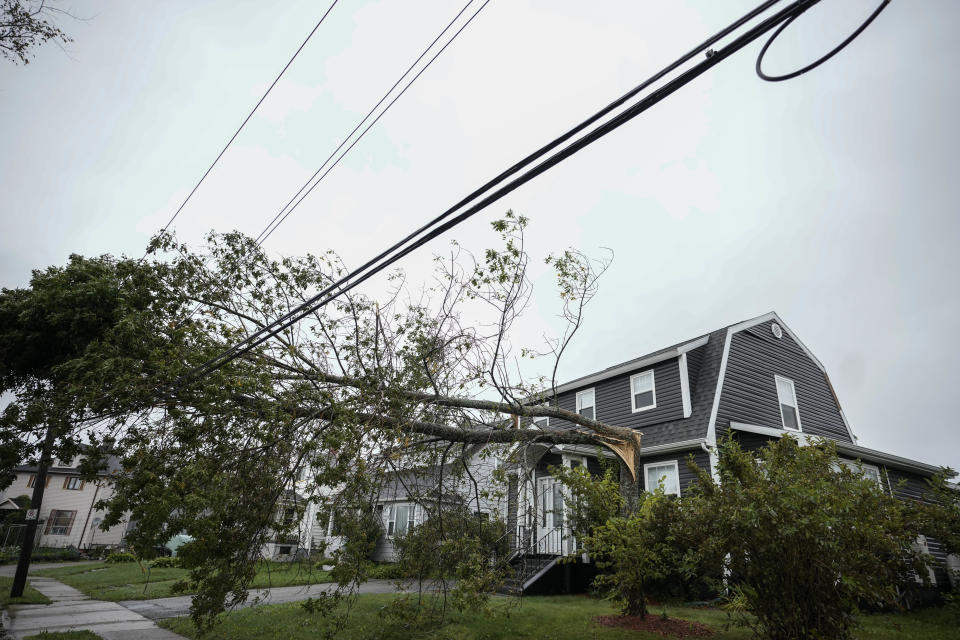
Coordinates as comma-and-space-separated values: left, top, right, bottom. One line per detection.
713, 317, 853, 443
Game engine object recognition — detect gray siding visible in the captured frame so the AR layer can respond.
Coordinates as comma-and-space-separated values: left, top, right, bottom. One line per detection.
716, 321, 851, 442
887, 468, 951, 586
685, 344, 706, 396
550, 357, 685, 434
638, 448, 710, 495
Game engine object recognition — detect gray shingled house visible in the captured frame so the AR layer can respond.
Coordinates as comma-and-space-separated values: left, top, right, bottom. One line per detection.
311, 311, 953, 593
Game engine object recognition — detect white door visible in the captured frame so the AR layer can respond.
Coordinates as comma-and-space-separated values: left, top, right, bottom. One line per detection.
536, 477, 564, 554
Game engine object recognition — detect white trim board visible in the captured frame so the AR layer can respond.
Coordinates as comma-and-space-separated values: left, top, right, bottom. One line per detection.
548, 335, 709, 396
679, 352, 692, 418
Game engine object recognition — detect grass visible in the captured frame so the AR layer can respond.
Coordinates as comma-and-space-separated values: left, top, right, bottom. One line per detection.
0, 575, 52, 606
32, 560, 331, 601
159, 593, 960, 640
23, 632, 103, 640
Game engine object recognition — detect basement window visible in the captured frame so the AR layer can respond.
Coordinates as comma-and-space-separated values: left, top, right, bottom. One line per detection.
775, 375, 802, 431
630, 370, 657, 412
576, 388, 596, 421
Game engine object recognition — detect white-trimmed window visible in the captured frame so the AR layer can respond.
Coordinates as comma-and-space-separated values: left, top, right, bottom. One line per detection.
630, 371, 656, 412
838, 459, 883, 487
775, 375, 802, 431
387, 503, 415, 537
531, 403, 550, 428
44, 510, 77, 536
576, 388, 596, 420
644, 460, 680, 496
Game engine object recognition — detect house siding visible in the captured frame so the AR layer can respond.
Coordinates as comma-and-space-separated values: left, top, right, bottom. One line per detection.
715, 321, 851, 442
887, 468, 951, 586
1, 471, 129, 549
638, 448, 710, 495
549, 358, 685, 436
685, 344, 706, 396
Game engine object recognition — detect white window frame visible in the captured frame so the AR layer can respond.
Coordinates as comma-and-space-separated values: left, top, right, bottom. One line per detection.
576, 388, 596, 420
838, 459, 883, 488
386, 503, 416, 538
643, 460, 681, 497
630, 370, 657, 413
531, 403, 549, 428
774, 375, 802, 432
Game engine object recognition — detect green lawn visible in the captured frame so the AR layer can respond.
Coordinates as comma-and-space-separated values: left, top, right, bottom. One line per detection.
23, 632, 103, 640
32, 560, 331, 601
0, 575, 52, 606
160, 594, 960, 640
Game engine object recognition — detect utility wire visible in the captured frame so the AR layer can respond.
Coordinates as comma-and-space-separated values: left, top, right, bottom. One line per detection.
157, 0, 340, 236
184, 0, 888, 386
181, 0, 808, 384
254, 0, 488, 247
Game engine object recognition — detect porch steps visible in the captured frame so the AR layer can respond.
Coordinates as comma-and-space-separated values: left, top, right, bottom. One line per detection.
499, 554, 559, 594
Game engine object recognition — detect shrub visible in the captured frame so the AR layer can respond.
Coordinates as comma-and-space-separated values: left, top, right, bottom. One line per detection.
586, 489, 684, 618
150, 556, 180, 568
685, 436, 929, 640
366, 562, 405, 580
105, 552, 137, 563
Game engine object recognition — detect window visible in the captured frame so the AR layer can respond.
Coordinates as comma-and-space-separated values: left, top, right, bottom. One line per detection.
644, 461, 680, 496
576, 388, 596, 420
630, 371, 656, 412
63, 477, 84, 491
387, 503, 415, 537
838, 459, 883, 487
26, 475, 51, 489
775, 375, 802, 431
44, 510, 77, 536
530, 402, 550, 428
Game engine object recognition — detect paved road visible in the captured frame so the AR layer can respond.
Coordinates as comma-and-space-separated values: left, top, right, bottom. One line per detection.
4, 576, 187, 640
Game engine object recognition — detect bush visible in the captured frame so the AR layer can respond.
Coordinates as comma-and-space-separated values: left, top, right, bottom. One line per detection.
366, 562, 405, 580
586, 490, 684, 618
105, 552, 137, 564
150, 556, 180, 568
685, 436, 929, 640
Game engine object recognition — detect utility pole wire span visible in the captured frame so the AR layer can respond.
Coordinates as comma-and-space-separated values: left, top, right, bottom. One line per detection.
180, 0, 887, 388
157, 0, 340, 237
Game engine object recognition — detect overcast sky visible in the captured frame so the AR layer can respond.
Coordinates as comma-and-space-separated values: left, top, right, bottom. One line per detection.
2, 0, 958, 471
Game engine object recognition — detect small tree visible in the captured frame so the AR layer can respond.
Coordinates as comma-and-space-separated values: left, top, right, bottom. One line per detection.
550, 453, 623, 555
685, 436, 929, 640
586, 489, 683, 618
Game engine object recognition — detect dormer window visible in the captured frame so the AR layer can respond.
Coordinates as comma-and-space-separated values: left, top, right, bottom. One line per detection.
531, 402, 550, 428
630, 371, 656, 412
775, 375, 802, 431
576, 388, 596, 420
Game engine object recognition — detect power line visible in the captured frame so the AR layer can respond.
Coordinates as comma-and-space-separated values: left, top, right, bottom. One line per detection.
254, 0, 489, 247
157, 0, 340, 236
181, 0, 805, 384
182, 0, 887, 386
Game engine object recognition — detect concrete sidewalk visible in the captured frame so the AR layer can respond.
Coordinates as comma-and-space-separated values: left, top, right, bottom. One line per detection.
121, 579, 401, 620
4, 577, 187, 640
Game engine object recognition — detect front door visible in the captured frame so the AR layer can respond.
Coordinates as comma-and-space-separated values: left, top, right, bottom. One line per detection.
536, 476, 563, 554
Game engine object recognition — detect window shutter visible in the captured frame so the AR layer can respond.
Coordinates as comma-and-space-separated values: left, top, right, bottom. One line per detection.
44, 510, 57, 535
64, 511, 77, 536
